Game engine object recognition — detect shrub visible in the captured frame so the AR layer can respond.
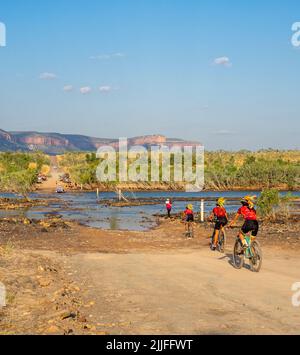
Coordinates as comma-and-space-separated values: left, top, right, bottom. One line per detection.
257, 189, 293, 220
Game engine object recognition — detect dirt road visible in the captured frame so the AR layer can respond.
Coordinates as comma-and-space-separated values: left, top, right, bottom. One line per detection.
1, 217, 300, 335
66, 247, 300, 335
37, 156, 61, 192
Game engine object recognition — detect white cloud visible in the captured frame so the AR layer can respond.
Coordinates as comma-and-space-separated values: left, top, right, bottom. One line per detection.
63, 85, 73, 92
114, 52, 125, 58
213, 129, 237, 136
99, 86, 112, 93
213, 57, 232, 67
90, 52, 126, 60
80, 86, 92, 94
90, 54, 110, 60
39, 72, 57, 80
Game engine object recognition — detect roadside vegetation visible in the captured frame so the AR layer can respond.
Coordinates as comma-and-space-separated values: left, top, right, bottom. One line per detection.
257, 189, 294, 221
205, 150, 300, 190
58, 150, 300, 191
0, 152, 50, 197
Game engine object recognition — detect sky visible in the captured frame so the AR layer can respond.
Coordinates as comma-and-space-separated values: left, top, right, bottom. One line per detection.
0, 0, 300, 150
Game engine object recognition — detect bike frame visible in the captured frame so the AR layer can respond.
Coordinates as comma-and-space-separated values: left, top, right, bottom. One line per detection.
185, 221, 194, 238
241, 233, 255, 259
210, 223, 226, 252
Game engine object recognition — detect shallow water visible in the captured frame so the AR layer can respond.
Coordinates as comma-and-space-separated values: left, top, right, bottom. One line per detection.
1, 191, 299, 231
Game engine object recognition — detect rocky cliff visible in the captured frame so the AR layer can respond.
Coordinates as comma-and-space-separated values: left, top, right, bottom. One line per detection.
0, 129, 201, 154
0, 129, 26, 151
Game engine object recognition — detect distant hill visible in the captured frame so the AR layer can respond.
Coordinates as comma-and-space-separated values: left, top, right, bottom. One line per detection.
0, 129, 28, 151
0, 129, 201, 155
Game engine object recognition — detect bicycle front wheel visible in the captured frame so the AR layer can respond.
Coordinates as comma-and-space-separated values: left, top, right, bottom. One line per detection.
233, 239, 244, 269
189, 223, 194, 239
249, 241, 263, 273
218, 230, 226, 254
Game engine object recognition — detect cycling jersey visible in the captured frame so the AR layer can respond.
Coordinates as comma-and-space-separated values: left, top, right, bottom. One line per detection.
166, 203, 172, 210
238, 206, 257, 221
184, 209, 194, 216
213, 206, 227, 218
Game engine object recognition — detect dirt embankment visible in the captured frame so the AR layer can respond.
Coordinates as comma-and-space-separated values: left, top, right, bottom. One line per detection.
0, 248, 105, 335
0, 197, 61, 211
54, 180, 300, 193
1, 215, 300, 254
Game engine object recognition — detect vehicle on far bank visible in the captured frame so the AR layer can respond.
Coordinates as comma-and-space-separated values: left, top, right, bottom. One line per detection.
37, 173, 47, 184
56, 185, 65, 194
59, 173, 71, 184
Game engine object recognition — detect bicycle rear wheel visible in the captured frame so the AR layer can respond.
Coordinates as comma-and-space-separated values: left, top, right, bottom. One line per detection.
233, 239, 244, 269
210, 230, 215, 249
186, 223, 194, 239
218, 230, 226, 253
249, 241, 263, 273
189, 223, 194, 238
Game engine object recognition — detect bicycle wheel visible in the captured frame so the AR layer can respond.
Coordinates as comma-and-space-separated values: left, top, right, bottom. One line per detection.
218, 230, 226, 254
249, 241, 263, 273
210, 230, 215, 249
233, 239, 244, 269
188, 223, 194, 239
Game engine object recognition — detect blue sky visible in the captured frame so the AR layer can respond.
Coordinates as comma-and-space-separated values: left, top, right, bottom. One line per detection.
0, 0, 300, 150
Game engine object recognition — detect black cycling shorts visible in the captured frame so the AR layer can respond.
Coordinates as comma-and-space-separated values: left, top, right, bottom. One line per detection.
215, 217, 228, 231
186, 214, 194, 222
242, 220, 259, 237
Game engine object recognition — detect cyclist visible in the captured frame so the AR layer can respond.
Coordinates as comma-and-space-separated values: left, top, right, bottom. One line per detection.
165, 199, 173, 218
209, 198, 229, 251
229, 196, 259, 248
183, 204, 194, 234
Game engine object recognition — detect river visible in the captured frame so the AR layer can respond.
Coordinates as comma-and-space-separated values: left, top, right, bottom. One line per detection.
1, 191, 299, 231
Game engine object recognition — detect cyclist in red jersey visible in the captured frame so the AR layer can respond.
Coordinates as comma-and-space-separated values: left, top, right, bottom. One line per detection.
182, 204, 193, 232
229, 196, 259, 247
209, 198, 228, 251
165, 199, 173, 218
184, 204, 194, 222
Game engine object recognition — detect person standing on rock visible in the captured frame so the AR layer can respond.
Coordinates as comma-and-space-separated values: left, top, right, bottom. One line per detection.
165, 199, 173, 218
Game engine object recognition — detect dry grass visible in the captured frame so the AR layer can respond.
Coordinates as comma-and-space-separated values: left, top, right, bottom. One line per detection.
0, 240, 15, 257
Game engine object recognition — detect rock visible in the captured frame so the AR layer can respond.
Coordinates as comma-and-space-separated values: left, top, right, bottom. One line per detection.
83, 324, 96, 331
38, 278, 52, 288
61, 312, 77, 320
39, 221, 51, 228
78, 316, 87, 323
23, 218, 32, 225
46, 325, 60, 334
96, 331, 108, 335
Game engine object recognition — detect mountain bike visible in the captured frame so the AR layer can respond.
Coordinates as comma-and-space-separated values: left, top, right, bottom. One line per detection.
233, 234, 263, 272
185, 221, 194, 239
210, 226, 226, 253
